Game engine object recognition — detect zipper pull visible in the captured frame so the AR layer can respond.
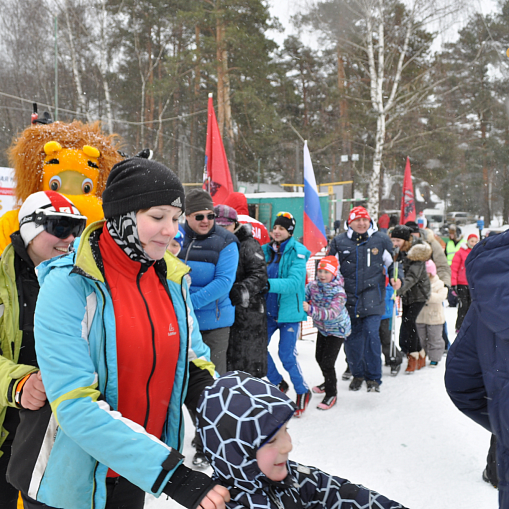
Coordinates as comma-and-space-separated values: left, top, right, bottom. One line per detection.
367, 248, 371, 267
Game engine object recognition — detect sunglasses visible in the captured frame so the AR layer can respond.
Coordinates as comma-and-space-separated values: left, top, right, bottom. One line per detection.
21, 213, 87, 239
193, 213, 215, 221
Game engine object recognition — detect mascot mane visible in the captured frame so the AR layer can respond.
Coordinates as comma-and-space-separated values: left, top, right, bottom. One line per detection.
8, 120, 123, 206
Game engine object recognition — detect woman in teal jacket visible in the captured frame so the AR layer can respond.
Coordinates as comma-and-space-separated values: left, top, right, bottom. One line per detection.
20, 159, 227, 509
262, 212, 310, 417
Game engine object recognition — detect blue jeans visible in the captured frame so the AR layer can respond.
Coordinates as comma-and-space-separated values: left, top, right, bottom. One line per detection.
267, 316, 309, 395
344, 314, 382, 384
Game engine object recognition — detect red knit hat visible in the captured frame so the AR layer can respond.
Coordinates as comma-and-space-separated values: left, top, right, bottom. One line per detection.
467, 233, 478, 241
347, 206, 371, 225
318, 256, 339, 277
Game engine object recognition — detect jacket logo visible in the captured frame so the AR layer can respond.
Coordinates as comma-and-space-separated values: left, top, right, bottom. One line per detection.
168, 324, 177, 337
371, 248, 379, 255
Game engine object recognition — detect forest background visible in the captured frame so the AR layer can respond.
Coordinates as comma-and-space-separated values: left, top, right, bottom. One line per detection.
1, 0, 509, 222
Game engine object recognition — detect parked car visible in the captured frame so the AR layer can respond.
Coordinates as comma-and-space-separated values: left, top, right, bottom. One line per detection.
446, 211, 477, 226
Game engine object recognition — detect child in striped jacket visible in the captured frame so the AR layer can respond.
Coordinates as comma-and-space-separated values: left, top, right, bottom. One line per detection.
304, 256, 351, 410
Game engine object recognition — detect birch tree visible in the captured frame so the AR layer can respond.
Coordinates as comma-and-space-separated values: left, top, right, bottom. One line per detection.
61, 0, 92, 122
301, 0, 463, 217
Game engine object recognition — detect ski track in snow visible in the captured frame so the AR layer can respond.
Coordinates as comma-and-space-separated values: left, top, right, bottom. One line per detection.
146, 306, 497, 509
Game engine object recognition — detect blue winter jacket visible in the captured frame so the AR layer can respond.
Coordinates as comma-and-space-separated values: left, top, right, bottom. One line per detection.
31, 222, 213, 509
262, 237, 310, 323
445, 230, 509, 498
328, 226, 397, 317
196, 371, 408, 509
179, 222, 239, 331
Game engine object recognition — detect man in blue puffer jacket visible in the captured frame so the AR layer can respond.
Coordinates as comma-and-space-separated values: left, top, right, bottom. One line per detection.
179, 189, 239, 375
179, 189, 239, 467
328, 207, 402, 393
445, 230, 509, 508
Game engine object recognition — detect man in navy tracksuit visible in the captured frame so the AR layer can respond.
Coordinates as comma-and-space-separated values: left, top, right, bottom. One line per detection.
328, 207, 402, 392
445, 231, 509, 507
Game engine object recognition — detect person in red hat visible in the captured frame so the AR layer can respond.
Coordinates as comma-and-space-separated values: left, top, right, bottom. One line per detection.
450, 232, 479, 332
303, 256, 351, 410
223, 192, 270, 246
327, 206, 402, 393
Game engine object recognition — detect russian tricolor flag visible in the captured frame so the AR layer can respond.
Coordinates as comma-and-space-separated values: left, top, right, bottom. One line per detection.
303, 141, 327, 256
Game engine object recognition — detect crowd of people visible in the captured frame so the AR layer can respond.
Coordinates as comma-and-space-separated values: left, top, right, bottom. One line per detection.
0, 153, 492, 509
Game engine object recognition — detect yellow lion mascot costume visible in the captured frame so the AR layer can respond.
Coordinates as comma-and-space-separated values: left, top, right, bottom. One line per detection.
0, 120, 123, 253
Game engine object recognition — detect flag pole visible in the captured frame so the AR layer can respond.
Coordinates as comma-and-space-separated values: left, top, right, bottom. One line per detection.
203, 93, 213, 194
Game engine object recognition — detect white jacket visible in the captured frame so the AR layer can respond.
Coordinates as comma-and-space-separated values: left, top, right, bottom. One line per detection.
416, 274, 447, 325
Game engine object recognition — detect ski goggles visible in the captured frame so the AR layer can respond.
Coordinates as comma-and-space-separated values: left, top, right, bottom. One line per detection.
20, 212, 87, 239
193, 213, 215, 221
277, 211, 294, 219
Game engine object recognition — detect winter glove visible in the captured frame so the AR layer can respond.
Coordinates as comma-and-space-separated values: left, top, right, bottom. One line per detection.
452, 286, 458, 297
163, 464, 217, 509
261, 281, 270, 294
230, 284, 250, 308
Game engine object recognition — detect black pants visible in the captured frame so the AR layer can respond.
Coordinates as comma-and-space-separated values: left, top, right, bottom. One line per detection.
399, 302, 426, 354
485, 434, 499, 487
0, 441, 19, 509
21, 477, 145, 509
315, 332, 344, 397
201, 327, 230, 376
447, 286, 457, 307
379, 318, 403, 366
455, 285, 471, 331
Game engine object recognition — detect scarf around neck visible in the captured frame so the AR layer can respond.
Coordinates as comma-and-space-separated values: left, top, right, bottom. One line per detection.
106, 211, 154, 266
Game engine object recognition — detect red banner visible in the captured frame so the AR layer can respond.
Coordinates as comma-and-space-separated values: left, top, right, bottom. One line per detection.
203, 94, 234, 205
400, 157, 416, 224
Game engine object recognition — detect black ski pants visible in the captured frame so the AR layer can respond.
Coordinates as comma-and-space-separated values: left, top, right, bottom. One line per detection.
21, 477, 145, 509
399, 302, 426, 354
0, 440, 19, 509
315, 332, 344, 397
23, 477, 145, 509
485, 434, 499, 487
455, 284, 471, 331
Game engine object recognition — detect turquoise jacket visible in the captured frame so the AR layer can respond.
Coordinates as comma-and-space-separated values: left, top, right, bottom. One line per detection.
31, 222, 213, 509
262, 237, 310, 323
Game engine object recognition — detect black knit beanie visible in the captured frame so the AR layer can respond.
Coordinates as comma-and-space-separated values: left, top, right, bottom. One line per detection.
102, 158, 185, 218
391, 225, 411, 241
185, 189, 214, 215
404, 221, 419, 234
273, 212, 296, 235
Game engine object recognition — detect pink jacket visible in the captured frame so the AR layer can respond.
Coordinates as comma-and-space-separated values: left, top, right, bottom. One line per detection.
450, 244, 472, 286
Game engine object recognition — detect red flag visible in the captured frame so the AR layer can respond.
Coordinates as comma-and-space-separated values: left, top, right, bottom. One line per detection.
400, 157, 416, 224
203, 94, 234, 204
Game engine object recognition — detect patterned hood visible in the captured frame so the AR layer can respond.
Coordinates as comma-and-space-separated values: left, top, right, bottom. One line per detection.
196, 371, 296, 493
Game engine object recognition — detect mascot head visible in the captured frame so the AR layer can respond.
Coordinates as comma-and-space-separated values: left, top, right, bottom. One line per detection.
7, 120, 123, 225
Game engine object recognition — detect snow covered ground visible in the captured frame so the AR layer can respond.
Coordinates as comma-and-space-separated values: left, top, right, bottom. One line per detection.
146, 306, 497, 509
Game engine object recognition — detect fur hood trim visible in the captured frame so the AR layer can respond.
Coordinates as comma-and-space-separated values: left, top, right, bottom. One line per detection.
420, 228, 434, 244
407, 240, 432, 262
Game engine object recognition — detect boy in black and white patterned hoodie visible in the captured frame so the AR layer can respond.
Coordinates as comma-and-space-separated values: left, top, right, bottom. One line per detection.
196, 371, 408, 509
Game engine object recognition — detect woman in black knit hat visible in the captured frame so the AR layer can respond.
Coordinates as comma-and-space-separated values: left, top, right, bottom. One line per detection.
390, 225, 432, 374
17, 157, 229, 509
